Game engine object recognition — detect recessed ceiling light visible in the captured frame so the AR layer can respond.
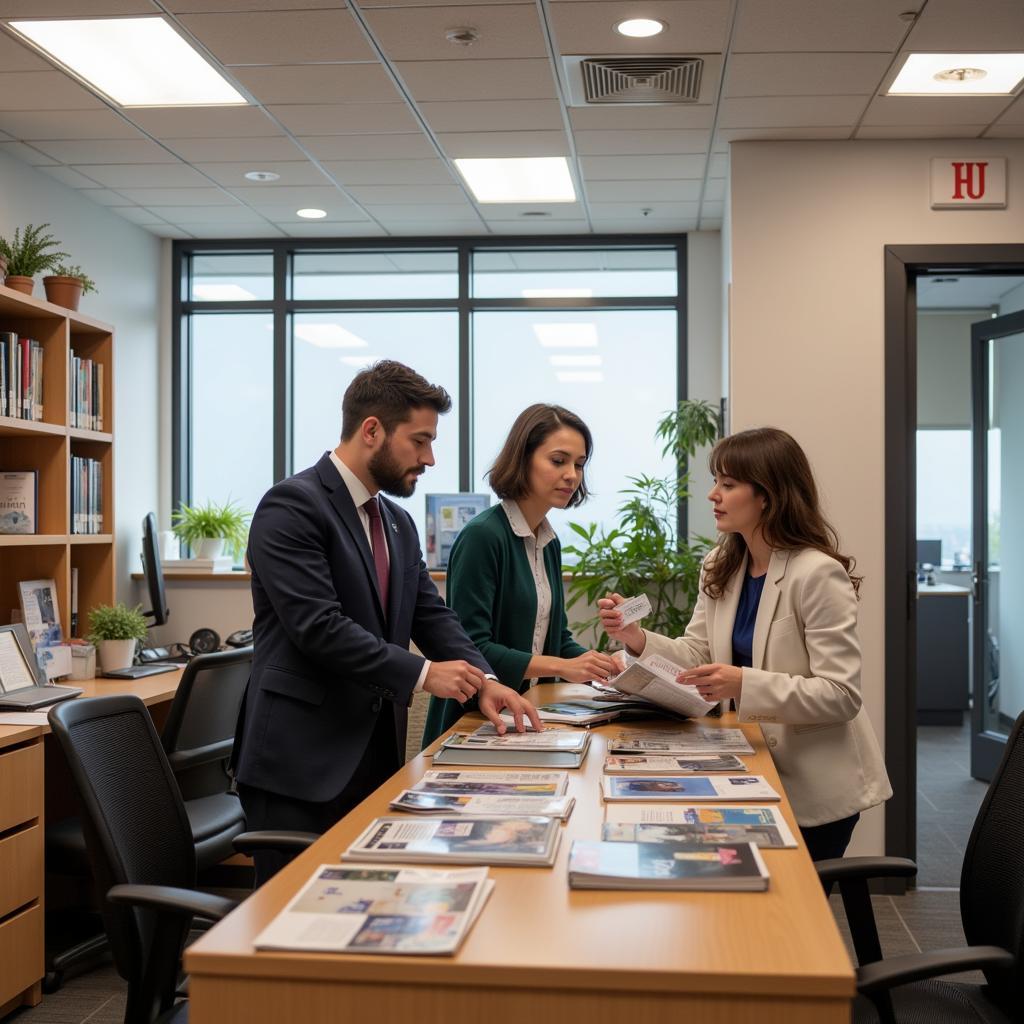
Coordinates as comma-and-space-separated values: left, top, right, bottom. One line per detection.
454, 157, 576, 203
888, 52, 1024, 95
296, 208, 327, 219
614, 18, 666, 38
245, 170, 280, 182
8, 17, 246, 107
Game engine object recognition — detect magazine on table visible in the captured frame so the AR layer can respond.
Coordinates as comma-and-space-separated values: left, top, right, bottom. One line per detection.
390, 790, 575, 820
568, 840, 769, 891
604, 754, 747, 775
343, 815, 562, 867
603, 804, 797, 848
253, 864, 494, 955
413, 770, 569, 797
454, 724, 590, 751
432, 726, 591, 768
607, 726, 755, 756
497, 698, 632, 727
601, 775, 781, 802
609, 655, 717, 718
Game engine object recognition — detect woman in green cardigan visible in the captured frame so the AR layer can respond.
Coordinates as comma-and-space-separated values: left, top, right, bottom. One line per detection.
422, 404, 619, 745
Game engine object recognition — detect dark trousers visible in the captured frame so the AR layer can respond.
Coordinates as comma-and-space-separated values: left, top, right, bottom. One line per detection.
239, 709, 400, 886
800, 811, 860, 862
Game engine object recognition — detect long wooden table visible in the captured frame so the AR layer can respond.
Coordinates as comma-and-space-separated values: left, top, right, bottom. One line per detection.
185, 683, 855, 1023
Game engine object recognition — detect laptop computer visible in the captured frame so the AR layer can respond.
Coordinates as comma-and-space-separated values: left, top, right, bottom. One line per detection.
0, 622, 82, 711
101, 662, 178, 680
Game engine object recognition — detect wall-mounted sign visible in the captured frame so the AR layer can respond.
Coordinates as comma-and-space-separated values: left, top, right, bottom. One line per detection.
930, 158, 1007, 209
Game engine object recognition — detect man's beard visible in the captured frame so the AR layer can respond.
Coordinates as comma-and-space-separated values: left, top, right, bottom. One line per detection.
368, 438, 422, 498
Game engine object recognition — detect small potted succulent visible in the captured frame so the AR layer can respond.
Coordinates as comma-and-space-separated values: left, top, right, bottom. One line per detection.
87, 602, 149, 673
172, 499, 251, 560
44, 263, 98, 311
0, 223, 68, 295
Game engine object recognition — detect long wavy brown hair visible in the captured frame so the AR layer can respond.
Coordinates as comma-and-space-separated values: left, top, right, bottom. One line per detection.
702, 427, 861, 599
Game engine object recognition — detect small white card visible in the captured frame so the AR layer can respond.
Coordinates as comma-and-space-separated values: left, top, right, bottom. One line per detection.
616, 594, 652, 625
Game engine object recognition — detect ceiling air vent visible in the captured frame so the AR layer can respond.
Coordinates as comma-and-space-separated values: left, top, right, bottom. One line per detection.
578, 57, 703, 104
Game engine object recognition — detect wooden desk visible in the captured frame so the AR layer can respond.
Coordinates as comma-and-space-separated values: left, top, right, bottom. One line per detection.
185, 684, 855, 1024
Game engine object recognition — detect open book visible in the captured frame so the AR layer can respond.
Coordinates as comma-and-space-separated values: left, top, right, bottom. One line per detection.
253, 864, 493, 955
603, 804, 798, 848
602, 774, 781, 802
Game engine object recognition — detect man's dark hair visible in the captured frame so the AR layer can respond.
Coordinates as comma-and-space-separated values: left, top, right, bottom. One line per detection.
340, 360, 452, 440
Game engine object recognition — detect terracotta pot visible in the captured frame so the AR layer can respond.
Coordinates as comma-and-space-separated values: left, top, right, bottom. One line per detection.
43, 275, 84, 310
5, 275, 34, 295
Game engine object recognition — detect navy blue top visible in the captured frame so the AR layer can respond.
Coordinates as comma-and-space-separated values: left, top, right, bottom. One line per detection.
732, 572, 767, 669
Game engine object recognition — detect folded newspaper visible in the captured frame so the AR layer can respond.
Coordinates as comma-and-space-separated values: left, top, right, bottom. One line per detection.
253, 864, 493, 955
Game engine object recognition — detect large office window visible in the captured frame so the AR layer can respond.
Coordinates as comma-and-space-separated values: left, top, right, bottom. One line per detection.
174, 240, 686, 550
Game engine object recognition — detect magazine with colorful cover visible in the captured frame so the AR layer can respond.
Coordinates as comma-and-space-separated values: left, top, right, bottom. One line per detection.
432, 726, 591, 768
608, 727, 755, 756
604, 754, 747, 774
601, 775, 781, 802
603, 804, 797, 848
413, 770, 569, 797
453, 725, 590, 751
568, 840, 769, 891
343, 815, 562, 867
253, 864, 493, 955
390, 790, 575, 820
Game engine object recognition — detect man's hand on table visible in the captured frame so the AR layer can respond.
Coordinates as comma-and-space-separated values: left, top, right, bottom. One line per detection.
477, 680, 544, 734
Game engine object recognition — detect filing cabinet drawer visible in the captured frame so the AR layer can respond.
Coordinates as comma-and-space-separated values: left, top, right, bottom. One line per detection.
0, 904, 43, 1008
0, 824, 42, 921
0, 742, 43, 834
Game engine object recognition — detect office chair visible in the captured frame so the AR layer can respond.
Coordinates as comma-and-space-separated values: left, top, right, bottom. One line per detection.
818, 710, 1024, 1024
47, 695, 315, 1024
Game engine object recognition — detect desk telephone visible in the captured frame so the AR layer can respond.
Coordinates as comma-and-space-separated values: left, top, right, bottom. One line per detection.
138, 628, 253, 664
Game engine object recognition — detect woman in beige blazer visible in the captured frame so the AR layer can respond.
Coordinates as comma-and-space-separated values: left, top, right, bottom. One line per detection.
599, 427, 891, 860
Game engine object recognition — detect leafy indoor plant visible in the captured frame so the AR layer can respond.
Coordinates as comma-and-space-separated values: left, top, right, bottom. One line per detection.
43, 262, 98, 311
565, 399, 721, 650
0, 223, 68, 295
87, 602, 149, 672
172, 499, 251, 560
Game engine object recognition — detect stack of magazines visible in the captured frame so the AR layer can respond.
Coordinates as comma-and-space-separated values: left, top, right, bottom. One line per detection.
343, 815, 562, 867
601, 775, 781, 802
389, 789, 575, 820
411, 769, 569, 797
608, 727, 755, 756
602, 805, 798, 849
253, 864, 493, 955
432, 724, 591, 768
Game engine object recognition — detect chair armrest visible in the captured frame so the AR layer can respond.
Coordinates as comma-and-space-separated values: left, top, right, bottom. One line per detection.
232, 830, 319, 856
857, 946, 1015, 995
107, 884, 237, 924
815, 856, 917, 887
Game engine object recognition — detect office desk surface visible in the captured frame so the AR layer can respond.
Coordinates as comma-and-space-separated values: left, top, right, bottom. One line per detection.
185, 684, 855, 1024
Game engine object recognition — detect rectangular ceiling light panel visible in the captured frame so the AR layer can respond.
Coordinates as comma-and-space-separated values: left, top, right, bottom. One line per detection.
454, 157, 576, 203
889, 53, 1024, 96
8, 17, 246, 107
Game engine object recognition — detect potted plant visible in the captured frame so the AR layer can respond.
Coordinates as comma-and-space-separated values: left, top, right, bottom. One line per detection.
43, 263, 98, 311
565, 399, 721, 648
0, 223, 68, 295
87, 602, 149, 673
172, 499, 251, 560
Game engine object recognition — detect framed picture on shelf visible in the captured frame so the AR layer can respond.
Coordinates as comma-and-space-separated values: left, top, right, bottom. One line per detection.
424, 493, 490, 570
18, 578, 63, 649
0, 470, 37, 534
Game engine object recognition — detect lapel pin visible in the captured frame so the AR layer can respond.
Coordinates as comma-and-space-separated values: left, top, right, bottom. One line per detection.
390, 521, 398, 532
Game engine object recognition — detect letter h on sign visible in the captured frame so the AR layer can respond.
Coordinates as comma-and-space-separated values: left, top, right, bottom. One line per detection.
930, 157, 1007, 209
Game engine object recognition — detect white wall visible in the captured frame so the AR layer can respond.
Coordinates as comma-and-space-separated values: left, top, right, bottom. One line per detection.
729, 139, 1024, 855
0, 149, 162, 606
918, 310, 990, 429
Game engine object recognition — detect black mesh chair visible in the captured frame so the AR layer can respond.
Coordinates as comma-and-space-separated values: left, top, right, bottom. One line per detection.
47, 695, 314, 1024
819, 710, 1024, 1024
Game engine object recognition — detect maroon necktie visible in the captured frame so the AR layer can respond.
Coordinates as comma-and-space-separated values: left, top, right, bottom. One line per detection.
363, 496, 389, 613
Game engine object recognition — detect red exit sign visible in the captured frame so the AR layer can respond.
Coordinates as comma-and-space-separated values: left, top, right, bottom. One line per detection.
930, 158, 1007, 208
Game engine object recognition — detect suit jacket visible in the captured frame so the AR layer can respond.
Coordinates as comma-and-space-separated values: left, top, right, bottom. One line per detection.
233, 452, 492, 803
642, 547, 892, 827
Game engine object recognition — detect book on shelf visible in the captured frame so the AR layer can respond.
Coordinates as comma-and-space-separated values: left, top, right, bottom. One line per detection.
389, 790, 575, 820
607, 727, 755, 757
601, 774, 781, 802
603, 753, 748, 775
431, 725, 591, 768
253, 863, 494, 955
70, 567, 79, 637
343, 815, 562, 867
603, 804, 798, 849
568, 840, 770, 891
412, 770, 569, 797
608, 655, 717, 719
0, 470, 37, 534
0, 334, 43, 422
69, 352, 104, 432
70, 454, 103, 535
159, 556, 235, 572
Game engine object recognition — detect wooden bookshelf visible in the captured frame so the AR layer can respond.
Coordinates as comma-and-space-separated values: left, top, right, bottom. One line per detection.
0, 283, 114, 638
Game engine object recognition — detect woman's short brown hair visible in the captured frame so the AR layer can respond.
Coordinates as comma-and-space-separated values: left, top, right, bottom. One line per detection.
487, 404, 592, 508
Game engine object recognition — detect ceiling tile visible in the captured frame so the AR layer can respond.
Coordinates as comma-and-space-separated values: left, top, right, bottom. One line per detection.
109, 207, 172, 226
194, 160, 333, 187
485, 219, 591, 233
0, 30, 52, 71
586, 179, 703, 202
437, 130, 569, 157
732, 0, 910, 52
231, 64, 402, 106
567, 105, 714, 131
476, 202, 586, 220
298, 134, 437, 160
142, 226, 195, 238
363, 5, 549, 61
374, 219, 487, 236
0, 109, 140, 139
0, 71, 105, 110
724, 52, 894, 97
75, 163, 211, 188
173, 223, 285, 238
277, 221, 388, 238
29, 138, 176, 163
420, 99, 564, 133
855, 124, 987, 138
0, 1, 155, 12
165, 0, 344, 10
989, 96, 1024, 125
573, 129, 711, 155
699, 218, 722, 229
38, 165, 104, 188
703, 179, 726, 201
708, 153, 728, 176
580, 154, 707, 179
549, 1, 730, 55
0, 140, 58, 164
588, 200, 699, 218
115, 187, 240, 206
363, 203, 481, 221
240, 199, 369, 221
719, 95, 868, 128
591, 218, 694, 233
345, 183, 468, 204
162, 137, 307, 162
226, 184, 352, 207
985, 123, 1024, 137
906, 0, 1024, 50
860, 95, 1014, 127
267, 103, 420, 135
321, 159, 456, 185
176, 10, 375, 65
128, 106, 282, 138
396, 59, 557, 101
713, 126, 854, 142
701, 200, 724, 218
141, 205, 259, 222
80, 189, 137, 206
360, 0, 533, 6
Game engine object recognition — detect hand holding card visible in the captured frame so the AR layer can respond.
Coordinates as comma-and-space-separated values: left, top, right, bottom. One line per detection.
617, 594, 652, 626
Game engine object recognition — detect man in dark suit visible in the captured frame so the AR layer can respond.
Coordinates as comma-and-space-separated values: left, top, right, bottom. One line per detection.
234, 360, 541, 882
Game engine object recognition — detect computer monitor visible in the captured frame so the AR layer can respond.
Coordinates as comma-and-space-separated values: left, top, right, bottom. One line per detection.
141, 512, 169, 627
916, 538, 942, 567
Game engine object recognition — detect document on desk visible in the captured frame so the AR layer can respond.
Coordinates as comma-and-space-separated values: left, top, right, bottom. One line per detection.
0, 712, 50, 726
